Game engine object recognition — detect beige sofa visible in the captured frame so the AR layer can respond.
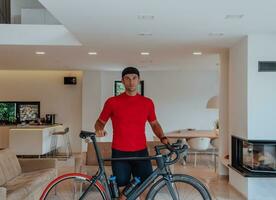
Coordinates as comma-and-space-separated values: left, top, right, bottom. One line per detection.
0, 148, 57, 200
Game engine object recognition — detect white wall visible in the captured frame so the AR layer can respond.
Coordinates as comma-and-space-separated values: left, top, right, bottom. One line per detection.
228, 37, 249, 198
0, 70, 83, 152
228, 35, 276, 199
229, 35, 276, 140
142, 70, 218, 134
229, 37, 248, 139
83, 68, 219, 143
247, 35, 276, 140
218, 50, 230, 175
82, 70, 102, 150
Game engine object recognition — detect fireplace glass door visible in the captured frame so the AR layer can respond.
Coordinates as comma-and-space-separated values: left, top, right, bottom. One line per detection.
242, 141, 276, 172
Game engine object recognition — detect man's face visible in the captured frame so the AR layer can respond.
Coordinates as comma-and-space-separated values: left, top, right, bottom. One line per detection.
122, 74, 140, 93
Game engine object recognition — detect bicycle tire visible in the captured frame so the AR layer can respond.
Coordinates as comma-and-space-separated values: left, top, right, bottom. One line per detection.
40, 173, 107, 200
146, 174, 212, 200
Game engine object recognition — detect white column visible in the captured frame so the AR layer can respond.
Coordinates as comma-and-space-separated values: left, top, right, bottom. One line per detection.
218, 50, 230, 175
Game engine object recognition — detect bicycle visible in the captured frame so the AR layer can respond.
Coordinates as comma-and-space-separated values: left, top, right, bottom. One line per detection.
40, 130, 212, 200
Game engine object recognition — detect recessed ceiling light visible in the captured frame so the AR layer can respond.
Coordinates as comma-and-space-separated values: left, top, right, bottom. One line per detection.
35, 51, 45, 55
138, 32, 152, 36
225, 14, 244, 19
137, 14, 154, 20
208, 32, 224, 37
88, 52, 97, 55
141, 52, 150, 56
193, 52, 202, 55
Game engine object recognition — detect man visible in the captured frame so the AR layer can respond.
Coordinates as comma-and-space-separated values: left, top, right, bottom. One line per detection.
94, 67, 169, 199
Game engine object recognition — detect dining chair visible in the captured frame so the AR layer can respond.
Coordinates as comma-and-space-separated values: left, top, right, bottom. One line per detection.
187, 137, 211, 167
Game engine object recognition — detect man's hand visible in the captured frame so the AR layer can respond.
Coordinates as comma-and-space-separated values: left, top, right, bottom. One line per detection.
95, 130, 106, 137
160, 136, 170, 145
94, 119, 106, 137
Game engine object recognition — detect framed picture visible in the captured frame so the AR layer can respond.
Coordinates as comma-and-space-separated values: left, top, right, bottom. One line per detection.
16, 102, 40, 123
114, 80, 144, 96
0, 102, 17, 124
0, 101, 40, 124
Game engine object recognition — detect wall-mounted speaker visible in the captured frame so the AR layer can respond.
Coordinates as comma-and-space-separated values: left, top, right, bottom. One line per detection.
258, 61, 276, 72
64, 77, 77, 85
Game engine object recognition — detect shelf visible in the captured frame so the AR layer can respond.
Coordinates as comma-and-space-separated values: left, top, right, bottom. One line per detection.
229, 165, 276, 177
220, 157, 230, 168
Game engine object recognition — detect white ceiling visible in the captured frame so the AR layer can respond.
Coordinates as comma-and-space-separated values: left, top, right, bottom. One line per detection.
1, 0, 276, 70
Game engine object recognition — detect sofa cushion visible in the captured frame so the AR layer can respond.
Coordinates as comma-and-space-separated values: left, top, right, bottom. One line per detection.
0, 149, 21, 183
6, 186, 28, 200
5, 168, 56, 200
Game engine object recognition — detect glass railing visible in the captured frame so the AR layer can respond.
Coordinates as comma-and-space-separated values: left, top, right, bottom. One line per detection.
1, 0, 60, 24
0, 0, 10, 24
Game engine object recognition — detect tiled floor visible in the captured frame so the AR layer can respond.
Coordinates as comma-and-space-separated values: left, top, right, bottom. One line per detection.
55, 155, 245, 200
174, 164, 245, 200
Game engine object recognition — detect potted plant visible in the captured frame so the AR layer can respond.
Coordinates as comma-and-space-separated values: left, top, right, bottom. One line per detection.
212, 120, 219, 148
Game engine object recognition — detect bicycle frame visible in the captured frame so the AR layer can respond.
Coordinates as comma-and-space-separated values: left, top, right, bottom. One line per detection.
79, 133, 180, 200
79, 134, 112, 200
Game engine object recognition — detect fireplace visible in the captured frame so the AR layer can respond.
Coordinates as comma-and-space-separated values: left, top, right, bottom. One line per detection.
231, 136, 276, 177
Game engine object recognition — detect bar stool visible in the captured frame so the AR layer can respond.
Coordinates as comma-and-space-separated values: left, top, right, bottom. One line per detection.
52, 127, 72, 158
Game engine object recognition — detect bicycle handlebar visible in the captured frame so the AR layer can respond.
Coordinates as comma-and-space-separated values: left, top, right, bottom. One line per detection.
155, 140, 188, 165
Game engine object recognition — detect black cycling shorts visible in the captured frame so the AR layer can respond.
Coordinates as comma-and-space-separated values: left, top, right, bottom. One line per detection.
111, 148, 153, 187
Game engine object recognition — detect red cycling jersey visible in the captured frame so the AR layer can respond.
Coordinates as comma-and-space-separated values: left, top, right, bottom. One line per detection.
99, 92, 157, 151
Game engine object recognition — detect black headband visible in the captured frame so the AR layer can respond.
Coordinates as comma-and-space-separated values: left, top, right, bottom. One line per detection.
122, 67, 140, 78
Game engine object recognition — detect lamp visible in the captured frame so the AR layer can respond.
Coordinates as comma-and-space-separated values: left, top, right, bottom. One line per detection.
206, 96, 219, 109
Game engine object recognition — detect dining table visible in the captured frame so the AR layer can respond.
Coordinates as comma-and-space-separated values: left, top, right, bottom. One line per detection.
164, 129, 218, 140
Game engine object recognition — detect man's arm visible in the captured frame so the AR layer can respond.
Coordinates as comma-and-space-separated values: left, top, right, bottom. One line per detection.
149, 120, 170, 144
94, 119, 106, 137
94, 98, 112, 137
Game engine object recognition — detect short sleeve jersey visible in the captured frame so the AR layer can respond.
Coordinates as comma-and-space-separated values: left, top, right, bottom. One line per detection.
99, 92, 157, 151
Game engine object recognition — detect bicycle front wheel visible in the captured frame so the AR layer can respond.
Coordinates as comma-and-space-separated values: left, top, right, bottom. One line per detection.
40, 173, 107, 200
146, 174, 212, 200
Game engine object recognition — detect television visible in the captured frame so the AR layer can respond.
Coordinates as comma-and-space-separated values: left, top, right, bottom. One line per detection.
16, 102, 40, 123
0, 102, 17, 124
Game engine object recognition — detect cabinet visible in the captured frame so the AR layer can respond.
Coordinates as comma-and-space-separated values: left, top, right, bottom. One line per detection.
0, 126, 11, 149
9, 125, 63, 155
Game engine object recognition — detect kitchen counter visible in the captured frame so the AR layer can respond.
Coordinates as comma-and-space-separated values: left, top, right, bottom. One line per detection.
10, 124, 62, 129
0, 126, 10, 149
9, 125, 64, 155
